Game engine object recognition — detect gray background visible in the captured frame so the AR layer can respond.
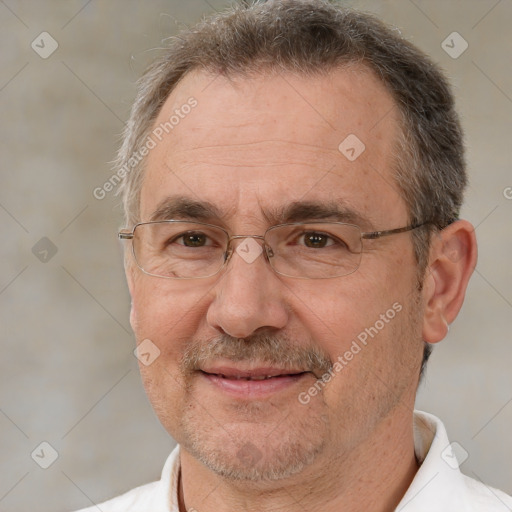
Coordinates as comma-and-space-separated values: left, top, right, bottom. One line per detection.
0, 1, 510, 511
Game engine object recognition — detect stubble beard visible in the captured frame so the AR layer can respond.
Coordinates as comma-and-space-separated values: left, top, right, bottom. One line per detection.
170, 293, 424, 483
176, 333, 333, 482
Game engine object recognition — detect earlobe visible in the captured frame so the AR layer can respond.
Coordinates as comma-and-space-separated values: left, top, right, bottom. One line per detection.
421, 269, 448, 343
421, 220, 477, 344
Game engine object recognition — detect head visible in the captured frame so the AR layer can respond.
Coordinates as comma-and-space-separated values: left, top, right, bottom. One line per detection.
117, 0, 476, 484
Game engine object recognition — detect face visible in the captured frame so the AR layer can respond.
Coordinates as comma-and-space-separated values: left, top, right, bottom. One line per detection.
126, 66, 426, 482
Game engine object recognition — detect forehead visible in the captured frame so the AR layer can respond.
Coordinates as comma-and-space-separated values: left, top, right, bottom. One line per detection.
140, 66, 408, 228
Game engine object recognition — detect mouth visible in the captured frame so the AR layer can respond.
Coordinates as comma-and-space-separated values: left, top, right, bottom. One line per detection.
198, 366, 310, 398
201, 366, 307, 379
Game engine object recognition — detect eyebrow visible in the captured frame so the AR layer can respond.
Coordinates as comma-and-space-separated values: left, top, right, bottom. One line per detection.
271, 200, 369, 227
150, 196, 224, 222
149, 195, 371, 228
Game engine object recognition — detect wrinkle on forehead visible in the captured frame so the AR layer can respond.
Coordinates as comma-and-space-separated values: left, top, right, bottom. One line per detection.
166, 139, 342, 172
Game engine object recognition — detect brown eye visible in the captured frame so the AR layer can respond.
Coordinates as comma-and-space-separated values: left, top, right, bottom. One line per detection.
166, 231, 213, 249
303, 232, 330, 248
179, 232, 208, 247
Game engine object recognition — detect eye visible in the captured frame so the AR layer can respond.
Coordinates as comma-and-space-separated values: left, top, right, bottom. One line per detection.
299, 231, 341, 249
172, 231, 213, 248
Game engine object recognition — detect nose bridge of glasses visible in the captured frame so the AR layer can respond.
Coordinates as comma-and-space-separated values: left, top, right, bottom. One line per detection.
224, 234, 271, 264
228, 234, 265, 243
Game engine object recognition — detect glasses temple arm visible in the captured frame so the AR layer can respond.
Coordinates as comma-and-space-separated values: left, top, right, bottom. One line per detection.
361, 222, 431, 240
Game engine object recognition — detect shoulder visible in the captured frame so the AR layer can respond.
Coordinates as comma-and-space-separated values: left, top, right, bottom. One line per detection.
72, 480, 161, 512
461, 474, 512, 510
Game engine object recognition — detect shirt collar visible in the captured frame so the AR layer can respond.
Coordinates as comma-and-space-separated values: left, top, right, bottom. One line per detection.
396, 410, 473, 511
155, 445, 180, 512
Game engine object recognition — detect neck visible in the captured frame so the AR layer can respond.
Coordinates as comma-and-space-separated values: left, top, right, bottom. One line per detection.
178, 409, 419, 512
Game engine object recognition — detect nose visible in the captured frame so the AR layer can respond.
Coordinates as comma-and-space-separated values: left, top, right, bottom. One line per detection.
206, 237, 289, 339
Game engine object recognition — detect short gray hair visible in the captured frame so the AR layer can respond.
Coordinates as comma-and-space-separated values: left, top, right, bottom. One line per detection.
117, 0, 467, 374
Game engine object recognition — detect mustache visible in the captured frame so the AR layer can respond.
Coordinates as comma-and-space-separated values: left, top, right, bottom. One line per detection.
181, 332, 333, 379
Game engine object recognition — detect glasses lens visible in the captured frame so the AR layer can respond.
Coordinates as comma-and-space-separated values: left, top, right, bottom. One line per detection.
265, 223, 363, 278
132, 222, 228, 278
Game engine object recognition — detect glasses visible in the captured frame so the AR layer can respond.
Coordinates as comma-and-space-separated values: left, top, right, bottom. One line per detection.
118, 220, 427, 280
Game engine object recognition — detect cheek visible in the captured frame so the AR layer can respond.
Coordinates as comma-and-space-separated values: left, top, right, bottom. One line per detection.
130, 278, 209, 357
296, 275, 387, 352
131, 280, 209, 429
299, 250, 417, 362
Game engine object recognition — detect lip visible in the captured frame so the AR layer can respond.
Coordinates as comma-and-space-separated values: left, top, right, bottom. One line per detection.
200, 365, 305, 379
199, 366, 309, 399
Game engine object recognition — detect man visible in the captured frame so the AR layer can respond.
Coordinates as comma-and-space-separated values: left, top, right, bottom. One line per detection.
76, 1, 511, 510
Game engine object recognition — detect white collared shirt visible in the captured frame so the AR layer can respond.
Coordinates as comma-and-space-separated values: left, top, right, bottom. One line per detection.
73, 411, 512, 511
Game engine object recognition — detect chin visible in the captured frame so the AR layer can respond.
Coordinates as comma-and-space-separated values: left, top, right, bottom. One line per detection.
178, 405, 330, 482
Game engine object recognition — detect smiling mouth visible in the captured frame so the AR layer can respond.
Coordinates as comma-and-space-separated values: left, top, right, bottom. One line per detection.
201, 371, 308, 381
197, 366, 310, 398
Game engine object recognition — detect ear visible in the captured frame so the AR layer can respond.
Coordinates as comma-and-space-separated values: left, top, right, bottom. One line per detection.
421, 220, 477, 343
